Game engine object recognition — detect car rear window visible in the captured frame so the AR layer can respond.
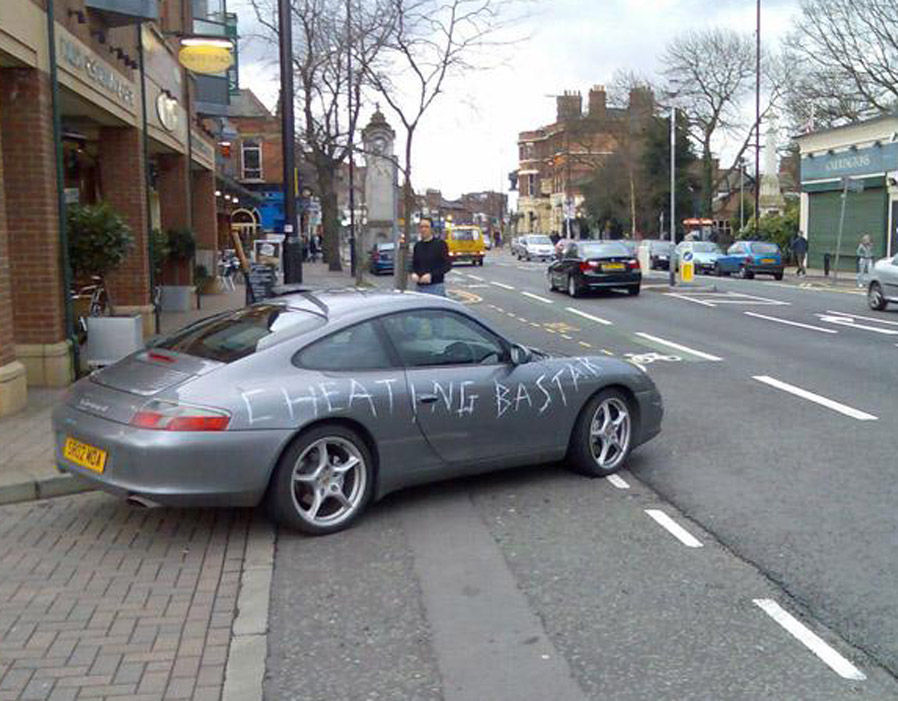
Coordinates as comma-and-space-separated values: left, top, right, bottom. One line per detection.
651, 242, 673, 252
692, 242, 721, 253
580, 242, 630, 258
750, 242, 780, 254
529, 235, 552, 245
451, 229, 478, 241
154, 304, 325, 363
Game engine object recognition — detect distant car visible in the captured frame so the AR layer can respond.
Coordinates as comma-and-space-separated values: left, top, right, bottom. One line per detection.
868, 254, 898, 310
368, 241, 395, 275
446, 225, 485, 266
716, 241, 784, 279
52, 290, 663, 535
618, 239, 638, 256
673, 241, 724, 275
547, 240, 641, 297
517, 234, 555, 262
638, 239, 674, 270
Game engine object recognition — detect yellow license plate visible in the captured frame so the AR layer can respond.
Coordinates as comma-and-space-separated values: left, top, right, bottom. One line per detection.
761, 258, 775, 264
603, 262, 625, 271
63, 437, 107, 473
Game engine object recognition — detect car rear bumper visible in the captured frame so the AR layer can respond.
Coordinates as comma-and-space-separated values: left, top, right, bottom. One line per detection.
52, 404, 292, 507
748, 265, 784, 275
582, 271, 641, 287
449, 252, 484, 263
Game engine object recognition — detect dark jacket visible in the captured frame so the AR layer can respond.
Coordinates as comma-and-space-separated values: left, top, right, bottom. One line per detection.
790, 235, 808, 254
412, 238, 452, 284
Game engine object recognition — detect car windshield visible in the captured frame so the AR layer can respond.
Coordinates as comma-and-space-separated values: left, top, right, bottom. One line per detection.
153, 304, 325, 363
529, 236, 552, 245
750, 242, 780, 254
580, 242, 630, 258
691, 242, 721, 253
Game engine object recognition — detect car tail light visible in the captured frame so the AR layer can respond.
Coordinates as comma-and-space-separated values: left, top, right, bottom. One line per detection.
627, 258, 640, 270
372, 250, 380, 262
147, 351, 175, 363
132, 401, 231, 431
579, 261, 598, 272
745, 256, 753, 264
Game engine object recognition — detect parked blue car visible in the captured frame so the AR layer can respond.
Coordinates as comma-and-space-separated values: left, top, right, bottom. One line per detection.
368, 242, 395, 275
715, 241, 785, 280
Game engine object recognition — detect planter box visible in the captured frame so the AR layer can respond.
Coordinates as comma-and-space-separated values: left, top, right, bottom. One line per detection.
159, 285, 193, 311
85, 315, 144, 369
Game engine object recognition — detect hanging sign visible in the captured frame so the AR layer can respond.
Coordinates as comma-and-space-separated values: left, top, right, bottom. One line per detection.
178, 42, 234, 75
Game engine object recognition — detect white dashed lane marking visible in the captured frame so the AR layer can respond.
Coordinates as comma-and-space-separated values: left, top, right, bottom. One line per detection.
752, 376, 877, 421
466, 273, 485, 281
491, 281, 515, 290
644, 510, 703, 548
744, 312, 838, 334
521, 291, 554, 304
824, 310, 898, 326
606, 474, 629, 489
634, 333, 723, 362
565, 307, 613, 326
753, 599, 866, 681
816, 314, 898, 335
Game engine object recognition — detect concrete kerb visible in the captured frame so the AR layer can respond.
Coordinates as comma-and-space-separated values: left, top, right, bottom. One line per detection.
0, 469, 94, 506
223, 516, 276, 701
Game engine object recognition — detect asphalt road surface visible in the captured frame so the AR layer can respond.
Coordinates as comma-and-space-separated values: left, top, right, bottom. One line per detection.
266, 250, 898, 700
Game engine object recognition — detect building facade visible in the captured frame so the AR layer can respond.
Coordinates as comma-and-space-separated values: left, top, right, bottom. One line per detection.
796, 115, 898, 271
515, 85, 652, 237
0, 0, 220, 415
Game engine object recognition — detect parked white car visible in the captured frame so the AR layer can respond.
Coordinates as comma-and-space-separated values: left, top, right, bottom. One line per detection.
516, 234, 556, 262
868, 254, 898, 310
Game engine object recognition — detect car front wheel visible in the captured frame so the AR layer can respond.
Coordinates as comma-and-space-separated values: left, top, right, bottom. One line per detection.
567, 389, 633, 476
869, 282, 888, 311
568, 275, 580, 297
267, 425, 374, 536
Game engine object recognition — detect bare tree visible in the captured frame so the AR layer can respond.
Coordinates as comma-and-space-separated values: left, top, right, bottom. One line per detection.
249, 0, 391, 271
363, 0, 522, 289
784, 0, 898, 130
662, 28, 755, 216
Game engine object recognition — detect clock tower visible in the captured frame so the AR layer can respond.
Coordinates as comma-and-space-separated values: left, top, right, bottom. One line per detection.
362, 108, 398, 248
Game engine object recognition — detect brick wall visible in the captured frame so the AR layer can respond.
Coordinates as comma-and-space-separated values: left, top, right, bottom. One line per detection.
98, 126, 150, 307
157, 153, 191, 285
0, 95, 14, 367
0, 68, 66, 346
192, 169, 217, 251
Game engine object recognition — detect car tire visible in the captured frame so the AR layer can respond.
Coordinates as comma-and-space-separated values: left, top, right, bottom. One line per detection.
567, 389, 634, 477
547, 271, 557, 292
714, 263, 723, 277
627, 284, 640, 296
868, 282, 888, 311
567, 275, 580, 297
266, 425, 375, 536
773, 272, 783, 281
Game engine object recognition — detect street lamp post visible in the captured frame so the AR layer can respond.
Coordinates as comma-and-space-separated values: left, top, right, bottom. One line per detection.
279, 0, 302, 284
669, 106, 676, 286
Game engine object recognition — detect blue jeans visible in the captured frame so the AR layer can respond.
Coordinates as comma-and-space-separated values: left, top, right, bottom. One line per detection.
416, 282, 446, 297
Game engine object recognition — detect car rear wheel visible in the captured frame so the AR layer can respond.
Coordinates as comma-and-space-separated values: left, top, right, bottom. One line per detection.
714, 262, 723, 277
267, 425, 374, 536
627, 284, 640, 296
567, 389, 633, 476
773, 272, 783, 281
568, 275, 580, 297
547, 270, 557, 292
868, 282, 888, 311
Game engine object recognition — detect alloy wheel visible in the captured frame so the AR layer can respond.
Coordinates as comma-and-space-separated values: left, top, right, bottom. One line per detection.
869, 282, 887, 311
290, 437, 367, 528
588, 397, 631, 471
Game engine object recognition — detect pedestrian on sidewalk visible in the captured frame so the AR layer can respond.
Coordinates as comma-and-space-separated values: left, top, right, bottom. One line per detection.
790, 232, 808, 276
411, 217, 451, 296
856, 234, 874, 287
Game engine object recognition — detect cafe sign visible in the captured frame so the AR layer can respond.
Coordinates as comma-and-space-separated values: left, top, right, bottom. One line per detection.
178, 37, 234, 75
59, 36, 136, 109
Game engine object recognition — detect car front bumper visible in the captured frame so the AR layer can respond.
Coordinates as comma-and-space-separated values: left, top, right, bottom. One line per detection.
635, 387, 663, 446
52, 404, 293, 507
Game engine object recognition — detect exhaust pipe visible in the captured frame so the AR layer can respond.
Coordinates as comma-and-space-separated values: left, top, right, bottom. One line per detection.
126, 494, 162, 509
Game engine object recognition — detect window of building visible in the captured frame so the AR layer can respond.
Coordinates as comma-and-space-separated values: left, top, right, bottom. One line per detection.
242, 140, 262, 180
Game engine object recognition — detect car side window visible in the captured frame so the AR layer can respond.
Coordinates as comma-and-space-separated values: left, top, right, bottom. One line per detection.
382, 310, 506, 367
565, 243, 578, 258
295, 320, 393, 370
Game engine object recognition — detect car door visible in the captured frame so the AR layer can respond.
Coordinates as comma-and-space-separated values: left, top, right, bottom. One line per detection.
884, 255, 898, 298
381, 308, 553, 466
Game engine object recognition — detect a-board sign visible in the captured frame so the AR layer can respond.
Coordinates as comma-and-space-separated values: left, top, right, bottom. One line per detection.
245, 263, 277, 305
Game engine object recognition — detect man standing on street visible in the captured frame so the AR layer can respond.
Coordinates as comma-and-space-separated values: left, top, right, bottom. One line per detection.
411, 217, 451, 296
790, 232, 808, 276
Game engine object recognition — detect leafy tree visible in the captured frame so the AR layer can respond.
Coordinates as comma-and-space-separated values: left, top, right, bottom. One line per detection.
739, 199, 800, 254
67, 202, 134, 308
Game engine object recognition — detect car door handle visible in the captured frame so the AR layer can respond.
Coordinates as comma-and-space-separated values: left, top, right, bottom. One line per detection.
418, 394, 439, 404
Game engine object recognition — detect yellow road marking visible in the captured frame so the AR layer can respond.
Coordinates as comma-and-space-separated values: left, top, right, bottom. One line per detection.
579, 341, 592, 348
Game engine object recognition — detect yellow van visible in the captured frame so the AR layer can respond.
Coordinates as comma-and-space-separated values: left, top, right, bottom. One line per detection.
446, 224, 485, 266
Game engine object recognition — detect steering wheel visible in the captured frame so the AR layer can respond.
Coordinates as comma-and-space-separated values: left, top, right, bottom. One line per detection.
443, 341, 475, 363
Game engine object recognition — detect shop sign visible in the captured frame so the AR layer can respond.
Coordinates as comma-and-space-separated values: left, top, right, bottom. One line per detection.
802, 141, 898, 182
178, 45, 234, 75
155, 92, 179, 132
191, 130, 215, 166
59, 36, 135, 109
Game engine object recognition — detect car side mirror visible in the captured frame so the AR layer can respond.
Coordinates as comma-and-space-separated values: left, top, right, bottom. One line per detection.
509, 344, 533, 365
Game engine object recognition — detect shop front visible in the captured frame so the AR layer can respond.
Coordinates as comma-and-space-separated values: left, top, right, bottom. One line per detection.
797, 116, 898, 271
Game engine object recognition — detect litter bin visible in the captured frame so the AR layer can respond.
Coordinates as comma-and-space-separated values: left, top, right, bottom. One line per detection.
823, 252, 831, 276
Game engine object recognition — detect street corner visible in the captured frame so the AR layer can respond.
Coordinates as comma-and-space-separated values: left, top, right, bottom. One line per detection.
0, 492, 256, 700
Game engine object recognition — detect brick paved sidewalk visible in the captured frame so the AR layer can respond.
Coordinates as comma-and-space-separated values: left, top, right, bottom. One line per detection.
0, 494, 251, 700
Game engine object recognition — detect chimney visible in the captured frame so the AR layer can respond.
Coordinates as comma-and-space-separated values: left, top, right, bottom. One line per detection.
556, 90, 582, 122
588, 85, 606, 118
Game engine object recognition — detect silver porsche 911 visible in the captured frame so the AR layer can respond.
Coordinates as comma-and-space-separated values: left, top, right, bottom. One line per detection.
53, 290, 663, 535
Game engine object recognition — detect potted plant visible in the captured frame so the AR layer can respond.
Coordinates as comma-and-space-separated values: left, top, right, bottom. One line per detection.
159, 227, 196, 311
67, 202, 143, 367
194, 264, 214, 294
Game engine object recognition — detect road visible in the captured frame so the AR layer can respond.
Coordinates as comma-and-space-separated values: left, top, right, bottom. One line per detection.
266, 250, 898, 700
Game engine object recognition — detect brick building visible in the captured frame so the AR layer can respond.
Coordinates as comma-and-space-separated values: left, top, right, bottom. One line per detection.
0, 0, 220, 415
405, 188, 507, 238
515, 85, 654, 236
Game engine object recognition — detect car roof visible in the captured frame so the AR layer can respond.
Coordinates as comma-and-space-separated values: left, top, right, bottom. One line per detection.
278, 288, 461, 322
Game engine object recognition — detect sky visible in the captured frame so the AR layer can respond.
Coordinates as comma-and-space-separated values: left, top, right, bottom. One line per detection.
230, 0, 799, 201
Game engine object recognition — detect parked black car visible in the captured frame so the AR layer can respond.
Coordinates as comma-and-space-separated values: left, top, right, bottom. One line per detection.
547, 240, 641, 297
638, 239, 674, 270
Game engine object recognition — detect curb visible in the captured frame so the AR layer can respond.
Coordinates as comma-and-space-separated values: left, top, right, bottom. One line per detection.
0, 470, 94, 506
223, 517, 275, 701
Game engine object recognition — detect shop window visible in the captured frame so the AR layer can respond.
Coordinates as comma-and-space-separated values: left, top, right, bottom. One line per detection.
242, 140, 262, 180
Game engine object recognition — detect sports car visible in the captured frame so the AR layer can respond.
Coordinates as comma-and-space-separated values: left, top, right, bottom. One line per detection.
52, 290, 663, 535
